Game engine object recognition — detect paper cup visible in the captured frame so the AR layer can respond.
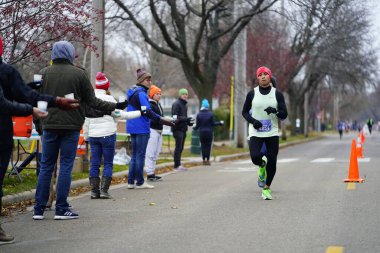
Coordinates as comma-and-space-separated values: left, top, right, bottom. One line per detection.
34, 74, 42, 82
119, 95, 126, 103
173, 115, 177, 120
37, 101, 48, 112
141, 106, 147, 111
64, 93, 74, 99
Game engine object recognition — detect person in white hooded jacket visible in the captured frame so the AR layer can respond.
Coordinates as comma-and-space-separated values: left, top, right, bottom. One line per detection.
83, 72, 141, 199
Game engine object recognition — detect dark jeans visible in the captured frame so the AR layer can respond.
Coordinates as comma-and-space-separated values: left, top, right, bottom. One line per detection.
199, 131, 213, 161
89, 134, 116, 178
128, 134, 149, 186
249, 136, 279, 187
0, 148, 12, 199
34, 130, 79, 213
173, 130, 186, 168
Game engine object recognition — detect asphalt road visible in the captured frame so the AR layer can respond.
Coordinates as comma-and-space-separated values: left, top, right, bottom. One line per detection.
2, 131, 380, 253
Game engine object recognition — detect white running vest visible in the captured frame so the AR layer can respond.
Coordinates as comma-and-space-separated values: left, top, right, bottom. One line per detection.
248, 86, 279, 138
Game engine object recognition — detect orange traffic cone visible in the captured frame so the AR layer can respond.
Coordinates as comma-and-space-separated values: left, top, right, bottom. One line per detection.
344, 139, 364, 183
359, 130, 365, 144
356, 135, 364, 158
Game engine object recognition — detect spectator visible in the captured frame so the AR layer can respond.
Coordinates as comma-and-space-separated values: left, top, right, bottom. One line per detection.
171, 88, 194, 171
144, 85, 166, 181
0, 36, 79, 243
83, 72, 141, 199
193, 99, 223, 165
126, 69, 175, 189
33, 41, 127, 221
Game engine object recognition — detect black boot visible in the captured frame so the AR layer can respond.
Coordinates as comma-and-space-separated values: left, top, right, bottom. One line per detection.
100, 176, 112, 199
0, 198, 15, 245
89, 177, 100, 199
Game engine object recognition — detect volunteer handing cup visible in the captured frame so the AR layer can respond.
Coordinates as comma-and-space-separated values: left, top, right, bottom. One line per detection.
37, 101, 48, 112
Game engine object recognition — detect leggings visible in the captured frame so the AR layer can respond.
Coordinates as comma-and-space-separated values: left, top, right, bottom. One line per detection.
249, 136, 279, 187
199, 131, 213, 161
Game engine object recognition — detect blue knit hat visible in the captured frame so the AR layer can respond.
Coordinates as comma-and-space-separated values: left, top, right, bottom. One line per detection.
201, 99, 210, 109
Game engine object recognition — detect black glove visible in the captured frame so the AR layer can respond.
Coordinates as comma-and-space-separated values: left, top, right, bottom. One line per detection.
160, 118, 175, 127
253, 119, 263, 130
140, 108, 147, 116
27, 81, 43, 89
264, 106, 277, 115
115, 101, 128, 110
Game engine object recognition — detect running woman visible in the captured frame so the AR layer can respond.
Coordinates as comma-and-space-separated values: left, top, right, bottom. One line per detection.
242, 66, 288, 200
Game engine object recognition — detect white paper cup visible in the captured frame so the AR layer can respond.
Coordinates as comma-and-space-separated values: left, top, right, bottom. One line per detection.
141, 106, 147, 111
64, 93, 74, 99
34, 74, 42, 82
37, 101, 48, 112
173, 115, 177, 120
119, 95, 126, 103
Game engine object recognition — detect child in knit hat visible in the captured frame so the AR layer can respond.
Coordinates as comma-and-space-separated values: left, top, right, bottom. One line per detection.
145, 85, 165, 181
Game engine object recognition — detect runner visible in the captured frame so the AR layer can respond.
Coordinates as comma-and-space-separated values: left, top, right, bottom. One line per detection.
242, 66, 288, 200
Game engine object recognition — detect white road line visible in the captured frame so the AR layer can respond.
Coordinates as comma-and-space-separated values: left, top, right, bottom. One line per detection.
278, 158, 299, 163
217, 167, 256, 172
233, 160, 252, 164
310, 158, 335, 163
358, 157, 371, 162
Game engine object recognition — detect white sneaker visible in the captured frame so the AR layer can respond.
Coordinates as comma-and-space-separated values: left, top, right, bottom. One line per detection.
127, 184, 135, 189
135, 182, 154, 189
174, 166, 187, 171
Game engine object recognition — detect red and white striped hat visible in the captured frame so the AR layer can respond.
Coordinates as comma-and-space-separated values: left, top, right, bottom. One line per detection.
95, 72, 110, 90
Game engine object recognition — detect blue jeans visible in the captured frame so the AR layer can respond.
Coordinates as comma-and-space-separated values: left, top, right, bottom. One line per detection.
128, 134, 149, 186
89, 134, 116, 178
34, 130, 79, 212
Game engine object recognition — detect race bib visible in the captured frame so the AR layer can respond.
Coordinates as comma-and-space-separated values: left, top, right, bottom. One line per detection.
258, 119, 272, 132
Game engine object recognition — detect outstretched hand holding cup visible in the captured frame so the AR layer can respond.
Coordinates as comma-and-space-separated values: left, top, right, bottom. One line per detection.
55, 96, 80, 110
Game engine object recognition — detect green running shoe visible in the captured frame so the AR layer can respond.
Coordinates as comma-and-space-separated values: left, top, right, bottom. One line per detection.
262, 188, 272, 200
257, 156, 267, 188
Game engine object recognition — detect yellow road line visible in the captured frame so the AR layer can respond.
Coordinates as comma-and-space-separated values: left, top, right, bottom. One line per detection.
326, 246, 344, 253
347, 182, 356, 190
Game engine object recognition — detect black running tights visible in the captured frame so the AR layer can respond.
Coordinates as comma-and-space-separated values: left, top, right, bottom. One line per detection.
249, 136, 279, 187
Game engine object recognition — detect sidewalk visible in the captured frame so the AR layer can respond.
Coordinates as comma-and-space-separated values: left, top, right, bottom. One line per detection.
2, 135, 323, 206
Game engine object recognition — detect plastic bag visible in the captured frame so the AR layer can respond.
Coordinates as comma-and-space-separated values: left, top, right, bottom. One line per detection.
113, 147, 130, 165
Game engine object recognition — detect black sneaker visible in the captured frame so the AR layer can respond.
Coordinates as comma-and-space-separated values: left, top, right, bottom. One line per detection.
33, 208, 44, 220
54, 209, 79, 220
147, 174, 162, 182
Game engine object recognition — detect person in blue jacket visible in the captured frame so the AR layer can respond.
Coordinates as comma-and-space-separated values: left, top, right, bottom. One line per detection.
126, 69, 175, 189
193, 99, 223, 165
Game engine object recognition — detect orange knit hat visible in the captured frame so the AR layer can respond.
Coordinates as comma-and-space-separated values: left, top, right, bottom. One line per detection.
149, 85, 161, 98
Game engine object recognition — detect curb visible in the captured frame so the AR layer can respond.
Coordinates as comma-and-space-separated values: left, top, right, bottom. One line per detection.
3, 135, 323, 206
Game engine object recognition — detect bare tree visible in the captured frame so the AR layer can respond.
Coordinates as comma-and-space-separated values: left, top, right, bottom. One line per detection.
109, 0, 277, 103
283, 0, 377, 134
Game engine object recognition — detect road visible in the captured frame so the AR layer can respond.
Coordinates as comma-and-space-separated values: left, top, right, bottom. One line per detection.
2, 131, 380, 253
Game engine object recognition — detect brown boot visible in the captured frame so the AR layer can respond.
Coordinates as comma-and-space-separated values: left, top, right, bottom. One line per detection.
0, 225, 14, 245
0, 198, 15, 245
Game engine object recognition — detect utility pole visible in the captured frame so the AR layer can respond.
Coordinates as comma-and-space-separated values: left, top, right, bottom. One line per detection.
233, 0, 248, 148
91, 0, 105, 84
